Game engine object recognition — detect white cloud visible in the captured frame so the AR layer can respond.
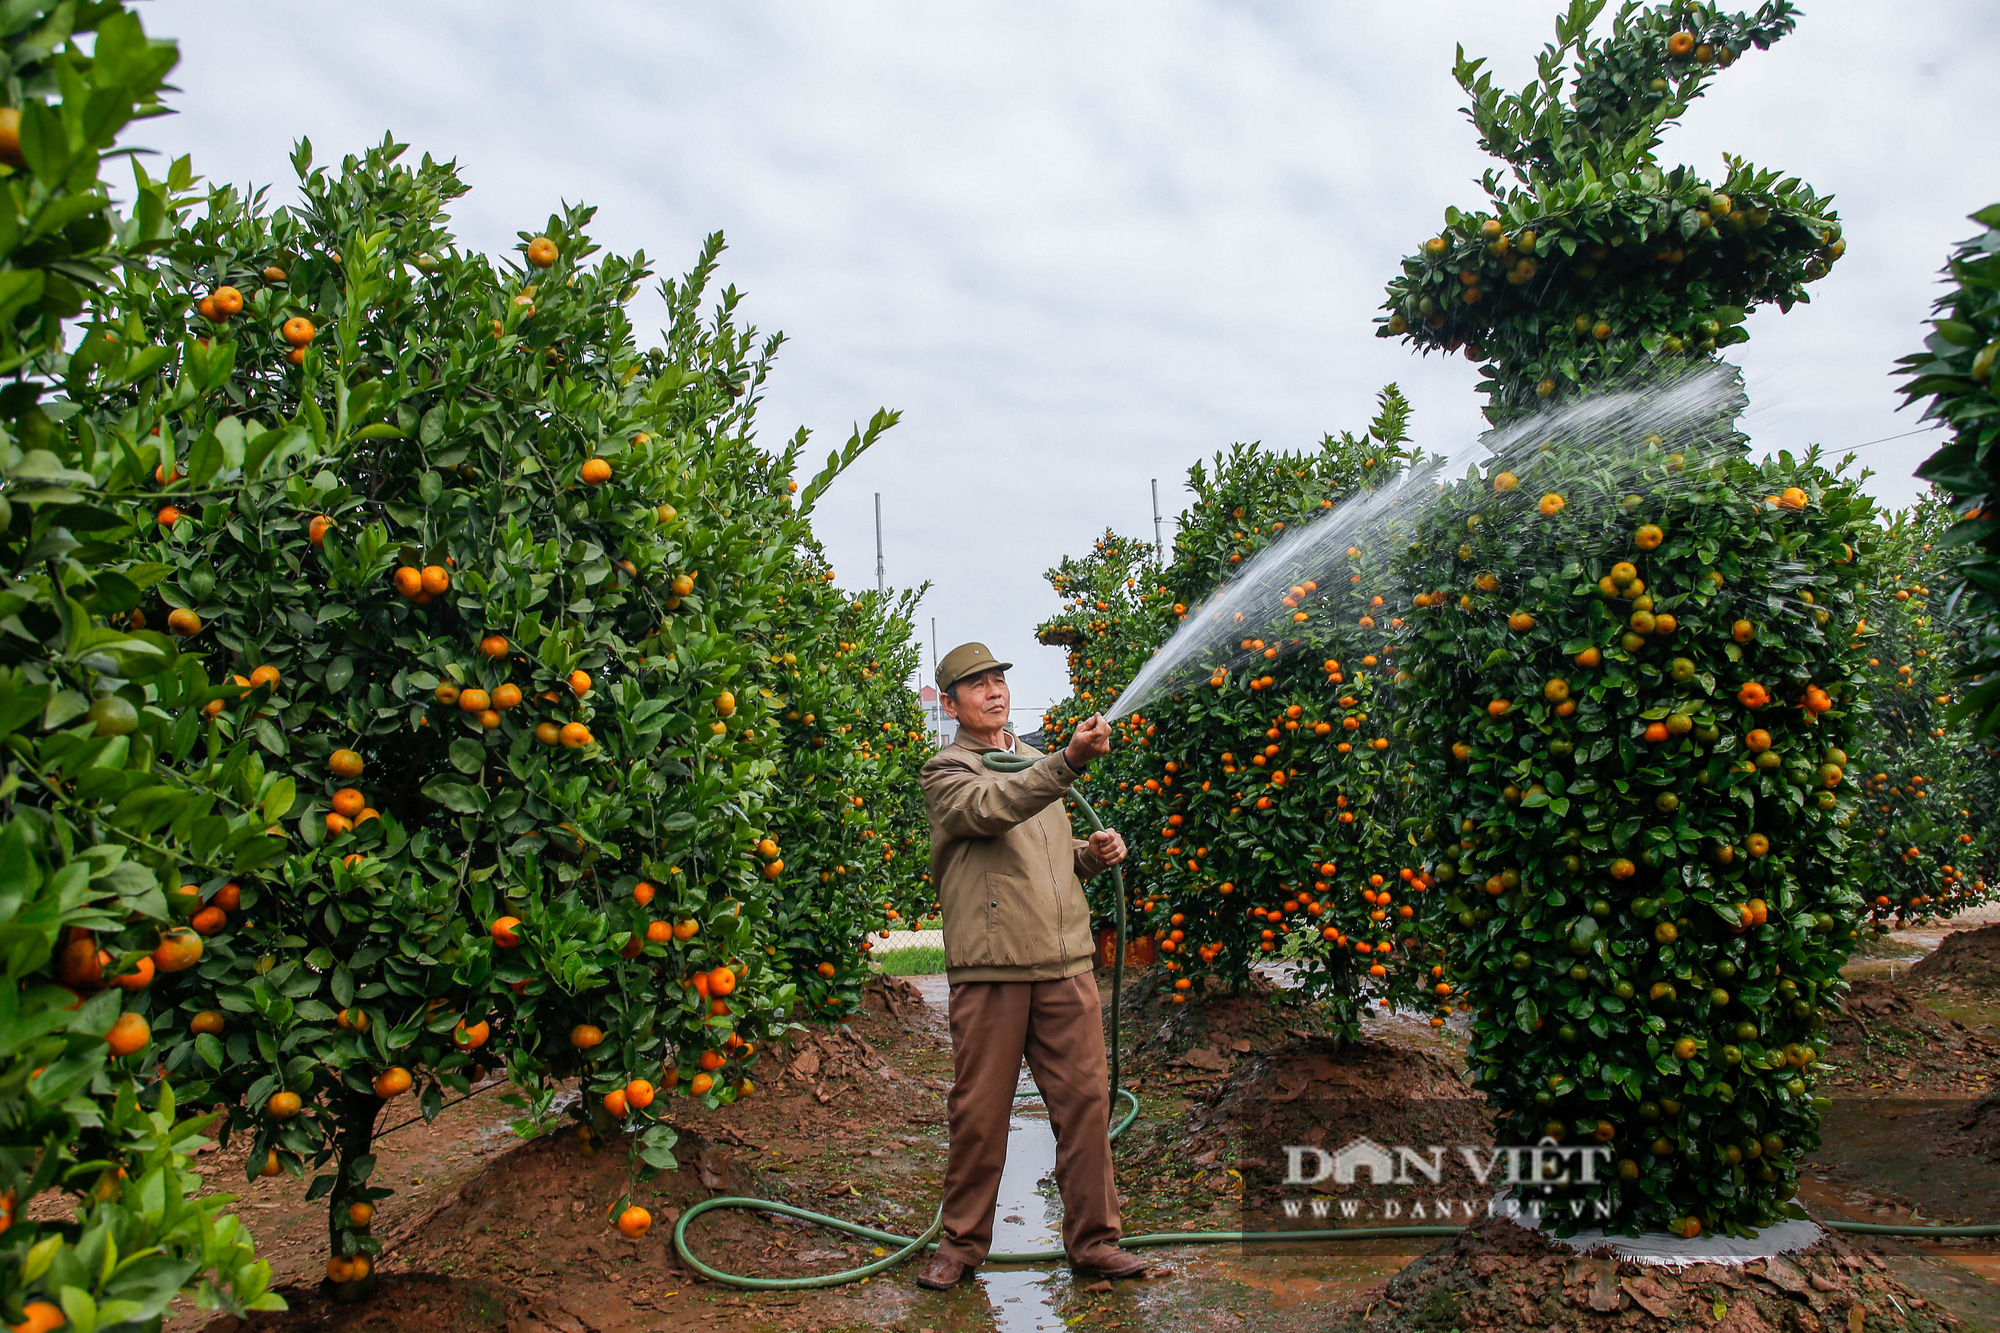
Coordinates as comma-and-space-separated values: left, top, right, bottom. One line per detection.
143, 0, 2000, 716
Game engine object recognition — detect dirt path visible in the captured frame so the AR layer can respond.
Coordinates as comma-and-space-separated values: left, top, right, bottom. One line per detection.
186, 924, 2000, 1333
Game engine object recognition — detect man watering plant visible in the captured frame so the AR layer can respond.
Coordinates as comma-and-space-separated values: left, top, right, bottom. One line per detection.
912, 641, 1151, 1290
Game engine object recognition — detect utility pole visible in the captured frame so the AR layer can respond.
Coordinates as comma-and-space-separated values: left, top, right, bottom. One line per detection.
1151, 479, 1164, 564
874, 492, 885, 596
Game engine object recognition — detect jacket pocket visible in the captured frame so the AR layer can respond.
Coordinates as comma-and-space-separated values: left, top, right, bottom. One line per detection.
970, 870, 1041, 969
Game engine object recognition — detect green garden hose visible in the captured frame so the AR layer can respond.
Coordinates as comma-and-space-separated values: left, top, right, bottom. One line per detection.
668, 749, 2000, 1291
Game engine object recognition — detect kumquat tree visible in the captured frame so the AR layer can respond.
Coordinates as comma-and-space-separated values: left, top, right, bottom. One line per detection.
1901, 205, 2000, 736
762, 573, 933, 1016
1035, 392, 1451, 1039
0, 3, 281, 1326
56, 133, 912, 1297
1382, 0, 1878, 1240
1848, 494, 1999, 929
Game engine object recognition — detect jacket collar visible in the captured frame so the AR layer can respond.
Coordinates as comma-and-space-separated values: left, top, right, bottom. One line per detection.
951, 728, 1041, 757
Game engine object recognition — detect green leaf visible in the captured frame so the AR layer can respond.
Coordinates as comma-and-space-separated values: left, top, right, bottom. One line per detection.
420, 780, 486, 814
448, 739, 485, 775
263, 778, 297, 824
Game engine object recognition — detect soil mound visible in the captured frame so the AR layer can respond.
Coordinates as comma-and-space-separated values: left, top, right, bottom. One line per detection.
1821, 980, 1999, 1095
1323, 1214, 1969, 1332
1907, 923, 2000, 993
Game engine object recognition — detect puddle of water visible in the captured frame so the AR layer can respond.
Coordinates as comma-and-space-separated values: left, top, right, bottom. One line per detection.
980, 1100, 1064, 1333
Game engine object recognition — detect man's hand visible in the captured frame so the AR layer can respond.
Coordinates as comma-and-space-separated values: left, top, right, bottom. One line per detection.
1065, 713, 1112, 768
1087, 828, 1127, 868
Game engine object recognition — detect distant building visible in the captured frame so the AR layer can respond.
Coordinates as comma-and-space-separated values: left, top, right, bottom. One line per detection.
919, 685, 949, 747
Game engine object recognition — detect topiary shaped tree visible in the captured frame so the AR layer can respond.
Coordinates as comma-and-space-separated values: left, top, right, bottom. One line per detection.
1383, 0, 1875, 1240
1378, 0, 1841, 424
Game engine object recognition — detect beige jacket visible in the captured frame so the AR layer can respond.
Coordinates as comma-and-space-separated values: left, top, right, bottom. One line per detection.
920, 730, 1109, 983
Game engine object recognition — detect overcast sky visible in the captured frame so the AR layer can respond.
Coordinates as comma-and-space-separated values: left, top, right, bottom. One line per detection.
144, 1, 2000, 716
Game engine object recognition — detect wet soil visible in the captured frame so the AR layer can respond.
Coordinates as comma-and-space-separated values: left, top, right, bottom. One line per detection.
1322, 1213, 1983, 1333
183, 932, 2000, 1333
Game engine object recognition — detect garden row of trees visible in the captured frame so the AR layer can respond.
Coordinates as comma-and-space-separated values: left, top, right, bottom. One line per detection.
0, 1, 932, 1322
1034, 0, 2000, 1244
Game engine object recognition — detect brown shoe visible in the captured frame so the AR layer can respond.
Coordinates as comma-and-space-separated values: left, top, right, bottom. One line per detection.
1069, 1247, 1151, 1280
914, 1252, 972, 1290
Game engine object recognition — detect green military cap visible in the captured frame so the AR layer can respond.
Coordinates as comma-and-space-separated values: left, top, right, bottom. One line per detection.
937, 641, 1012, 693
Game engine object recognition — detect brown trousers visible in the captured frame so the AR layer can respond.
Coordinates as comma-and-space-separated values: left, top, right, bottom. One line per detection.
936, 971, 1122, 1268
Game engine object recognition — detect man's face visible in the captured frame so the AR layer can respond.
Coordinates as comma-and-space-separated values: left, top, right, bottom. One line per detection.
943, 668, 1009, 730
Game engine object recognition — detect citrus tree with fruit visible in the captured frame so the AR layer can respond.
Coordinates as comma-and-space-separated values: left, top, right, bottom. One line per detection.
1035, 393, 1448, 1038
1377, 0, 1840, 422
1384, 0, 1874, 1240
1848, 495, 1999, 927
70, 135, 901, 1292
1900, 205, 2000, 736
0, 4, 283, 1327
762, 572, 932, 1016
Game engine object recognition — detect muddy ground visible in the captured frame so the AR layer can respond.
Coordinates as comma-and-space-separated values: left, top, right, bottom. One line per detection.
184, 914, 2000, 1333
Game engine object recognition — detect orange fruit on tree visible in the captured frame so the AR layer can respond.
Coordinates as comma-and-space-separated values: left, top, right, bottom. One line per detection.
1608, 858, 1636, 879
281, 316, 315, 346
167, 607, 201, 636
559, 722, 591, 748
568, 669, 592, 696
672, 918, 698, 941
690, 1072, 714, 1096
645, 920, 673, 943
152, 927, 203, 973
348, 1201, 375, 1227
1508, 611, 1535, 631
115, 954, 155, 992
434, 681, 460, 706
697, 1049, 725, 1071
1538, 492, 1565, 515
1667, 30, 1695, 55
492, 682, 522, 709
603, 1089, 629, 1117
393, 566, 423, 597
626, 1079, 655, 1110
105, 1011, 151, 1056
1492, 471, 1518, 491
420, 565, 450, 595
490, 916, 523, 947
715, 690, 737, 717
212, 285, 244, 316
332, 788, 365, 817
453, 1020, 489, 1050
632, 881, 655, 906
325, 812, 354, 836
526, 235, 559, 268
478, 709, 500, 730
1486, 699, 1511, 718
580, 458, 612, 486
616, 1205, 652, 1237
189, 1010, 225, 1036
480, 634, 509, 659
373, 1066, 412, 1098
1745, 729, 1772, 752
708, 965, 737, 996
1574, 646, 1602, 668
1732, 619, 1756, 643
11, 1303, 65, 1333
329, 749, 364, 778
1643, 722, 1669, 743
1634, 524, 1664, 550
157, 504, 182, 528
1736, 682, 1769, 709
1778, 486, 1807, 511
268, 1090, 302, 1119
571, 1024, 604, 1050
308, 513, 336, 546
534, 722, 561, 746
458, 687, 491, 713
190, 906, 228, 936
